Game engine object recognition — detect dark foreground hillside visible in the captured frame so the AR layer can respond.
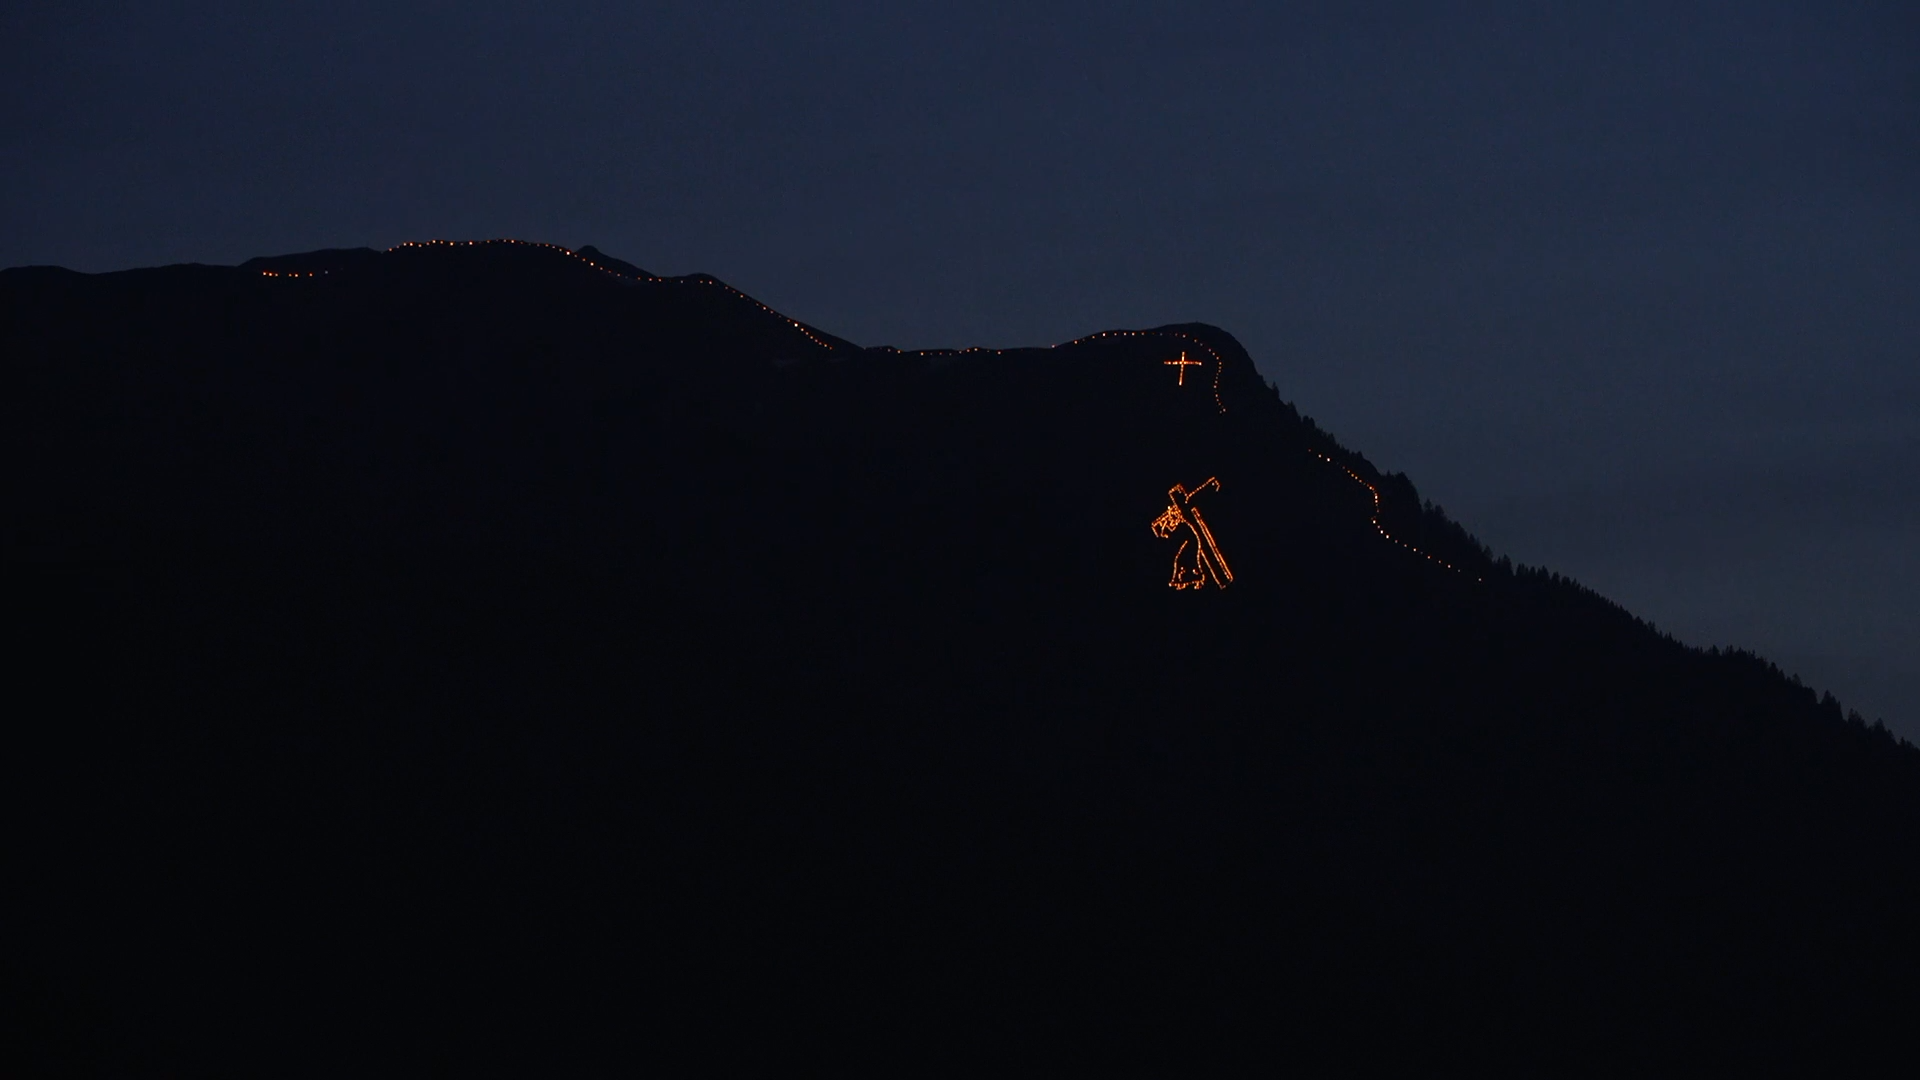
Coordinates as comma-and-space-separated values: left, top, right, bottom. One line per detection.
6, 241, 1917, 1073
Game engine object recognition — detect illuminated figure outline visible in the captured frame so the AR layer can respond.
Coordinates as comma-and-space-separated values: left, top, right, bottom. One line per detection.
1151, 477, 1233, 590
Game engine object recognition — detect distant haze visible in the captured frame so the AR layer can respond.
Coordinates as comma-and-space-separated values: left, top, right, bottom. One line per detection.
4, 1, 1915, 736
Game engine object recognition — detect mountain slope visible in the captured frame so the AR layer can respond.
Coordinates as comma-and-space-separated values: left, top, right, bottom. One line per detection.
6, 240, 1917, 1073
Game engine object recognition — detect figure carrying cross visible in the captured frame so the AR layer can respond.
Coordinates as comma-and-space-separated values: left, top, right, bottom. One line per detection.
1150, 477, 1234, 590
1163, 351, 1203, 386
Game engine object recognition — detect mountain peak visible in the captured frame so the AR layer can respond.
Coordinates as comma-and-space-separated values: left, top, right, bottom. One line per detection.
576, 244, 650, 278
7, 238, 1918, 1071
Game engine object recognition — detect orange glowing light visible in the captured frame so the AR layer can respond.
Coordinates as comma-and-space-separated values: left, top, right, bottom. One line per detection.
1151, 477, 1233, 590
1164, 351, 1204, 386
379, 238, 842, 353
1308, 449, 1481, 582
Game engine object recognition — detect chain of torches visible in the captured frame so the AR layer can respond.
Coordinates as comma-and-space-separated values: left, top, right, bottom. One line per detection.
372, 238, 844, 351
263, 238, 1469, 584
1311, 450, 1477, 580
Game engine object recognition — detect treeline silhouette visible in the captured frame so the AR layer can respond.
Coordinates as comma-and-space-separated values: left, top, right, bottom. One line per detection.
5, 242, 1916, 1074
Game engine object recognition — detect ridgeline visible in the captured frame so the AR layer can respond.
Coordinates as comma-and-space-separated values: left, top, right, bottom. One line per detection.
7, 241, 1917, 1073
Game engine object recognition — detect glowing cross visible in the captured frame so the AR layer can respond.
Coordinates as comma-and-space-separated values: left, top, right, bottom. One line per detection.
1163, 351, 1204, 386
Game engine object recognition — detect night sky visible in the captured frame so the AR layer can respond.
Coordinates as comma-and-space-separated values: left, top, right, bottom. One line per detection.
6, 1, 1916, 738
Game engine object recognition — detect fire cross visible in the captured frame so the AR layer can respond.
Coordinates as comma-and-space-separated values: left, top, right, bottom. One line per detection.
1150, 477, 1234, 590
1163, 351, 1204, 386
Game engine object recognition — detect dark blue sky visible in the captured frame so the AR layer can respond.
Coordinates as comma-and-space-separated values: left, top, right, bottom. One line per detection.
6, 1, 1917, 736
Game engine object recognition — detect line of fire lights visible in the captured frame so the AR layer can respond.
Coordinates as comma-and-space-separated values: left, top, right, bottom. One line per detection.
263, 238, 1469, 580
379, 238, 844, 352
1311, 449, 1477, 580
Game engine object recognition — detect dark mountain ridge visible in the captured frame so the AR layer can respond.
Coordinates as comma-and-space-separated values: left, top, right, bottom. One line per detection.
6, 241, 1916, 1073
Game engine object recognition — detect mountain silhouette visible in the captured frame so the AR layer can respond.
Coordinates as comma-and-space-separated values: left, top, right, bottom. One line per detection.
6, 240, 1917, 1074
